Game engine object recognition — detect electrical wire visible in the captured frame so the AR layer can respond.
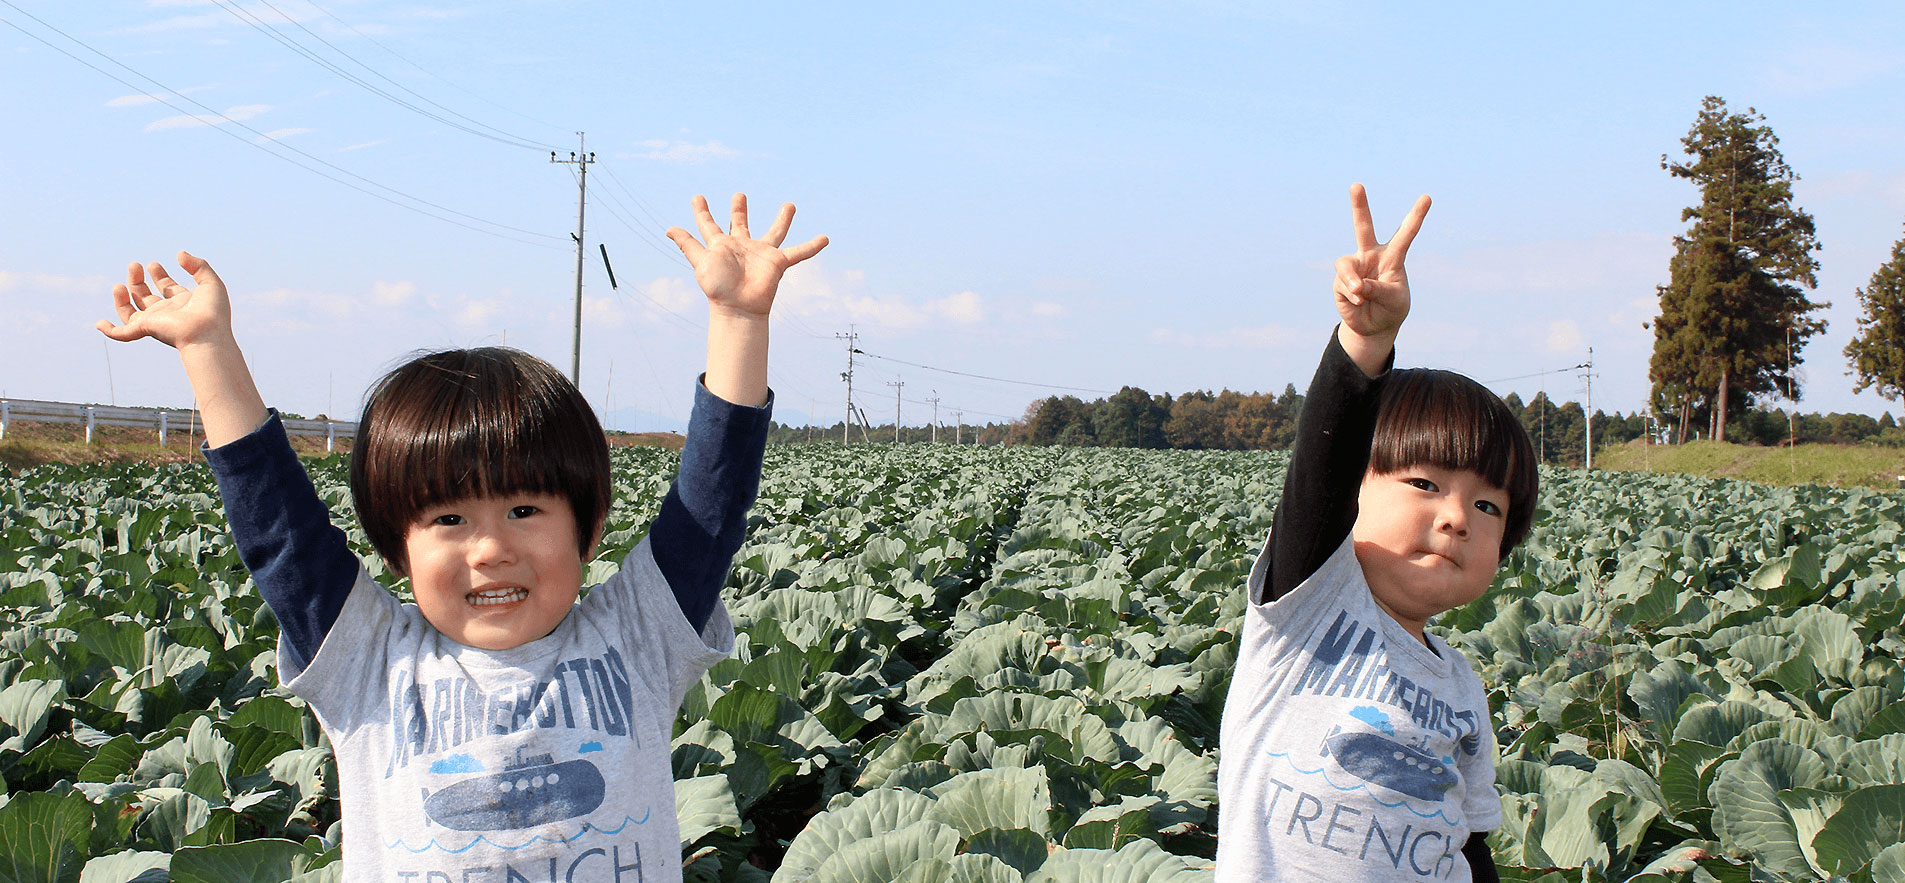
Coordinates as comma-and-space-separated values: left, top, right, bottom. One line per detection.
297, 0, 571, 135
857, 349, 1114, 394
212, 0, 554, 152
246, 0, 561, 151
596, 165, 681, 238
1483, 363, 1590, 385
0, 3, 565, 250
584, 167, 694, 270
900, 395, 1015, 422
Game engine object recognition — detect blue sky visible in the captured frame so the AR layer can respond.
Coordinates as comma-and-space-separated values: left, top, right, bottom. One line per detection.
3, 1, 1903, 433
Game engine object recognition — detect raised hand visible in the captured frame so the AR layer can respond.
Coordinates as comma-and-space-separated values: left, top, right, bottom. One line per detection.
1334, 183, 1430, 343
95, 251, 234, 351
665, 194, 828, 319
94, 251, 265, 445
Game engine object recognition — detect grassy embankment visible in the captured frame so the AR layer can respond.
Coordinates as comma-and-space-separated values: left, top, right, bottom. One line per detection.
1595, 438, 1905, 490
0, 420, 682, 469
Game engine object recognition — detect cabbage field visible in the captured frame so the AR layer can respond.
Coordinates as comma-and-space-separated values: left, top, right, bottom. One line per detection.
2, 446, 1902, 882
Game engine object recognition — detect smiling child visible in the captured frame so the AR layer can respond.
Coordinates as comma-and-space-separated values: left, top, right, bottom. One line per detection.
98, 194, 825, 881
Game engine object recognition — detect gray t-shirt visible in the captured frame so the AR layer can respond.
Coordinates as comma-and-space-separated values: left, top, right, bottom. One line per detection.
1216, 535, 1500, 882
282, 538, 733, 882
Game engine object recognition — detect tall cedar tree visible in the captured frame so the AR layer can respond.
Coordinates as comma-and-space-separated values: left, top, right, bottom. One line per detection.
1651, 96, 1824, 443
1844, 224, 1905, 406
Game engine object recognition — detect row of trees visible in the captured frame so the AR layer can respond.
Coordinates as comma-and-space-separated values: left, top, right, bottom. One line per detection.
1650, 96, 1905, 442
768, 386, 1902, 463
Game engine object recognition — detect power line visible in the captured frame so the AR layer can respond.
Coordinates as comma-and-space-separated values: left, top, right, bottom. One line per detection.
857, 349, 1113, 394
1483, 363, 1589, 385
900, 395, 1015, 422
296, 0, 570, 134
585, 165, 694, 270
596, 165, 682, 239
0, 3, 564, 250
211, 0, 555, 151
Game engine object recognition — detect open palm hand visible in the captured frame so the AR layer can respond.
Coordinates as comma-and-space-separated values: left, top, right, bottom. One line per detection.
95, 252, 235, 351
666, 194, 828, 319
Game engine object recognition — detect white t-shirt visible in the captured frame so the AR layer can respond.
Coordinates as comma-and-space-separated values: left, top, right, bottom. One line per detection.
1216, 535, 1500, 882
282, 539, 732, 882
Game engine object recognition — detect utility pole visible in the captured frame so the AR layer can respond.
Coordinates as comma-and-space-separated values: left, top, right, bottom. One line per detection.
953, 409, 963, 445
886, 380, 904, 443
928, 390, 940, 443
1581, 348, 1594, 470
551, 132, 594, 384
836, 326, 860, 444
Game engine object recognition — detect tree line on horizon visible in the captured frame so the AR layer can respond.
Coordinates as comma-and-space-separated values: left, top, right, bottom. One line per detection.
769, 383, 1905, 464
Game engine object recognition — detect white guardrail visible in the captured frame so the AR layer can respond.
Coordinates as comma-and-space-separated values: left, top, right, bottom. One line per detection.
0, 399, 355, 451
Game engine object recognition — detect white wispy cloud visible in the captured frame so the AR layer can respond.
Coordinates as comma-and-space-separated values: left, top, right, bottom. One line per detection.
145, 104, 270, 132
455, 298, 505, 327
624, 139, 741, 164
107, 93, 168, 108
256, 128, 311, 143
1545, 320, 1584, 354
928, 291, 984, 324
623, 277, 699, 320
582, 295, 629, 330
340, 140, 386, 152
371, 281, 416, 307
1030, 301, 1067, 318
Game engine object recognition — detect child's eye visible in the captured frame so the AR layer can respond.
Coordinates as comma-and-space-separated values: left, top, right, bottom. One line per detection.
509, 505, 540, 519
1475, 500, 1503, 517
1406, 478, 1438, 492
432, 514, 464, 527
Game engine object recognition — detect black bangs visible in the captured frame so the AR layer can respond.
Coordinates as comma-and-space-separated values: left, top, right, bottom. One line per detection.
1367, 368, 1539, 557
350, 348, 611, 574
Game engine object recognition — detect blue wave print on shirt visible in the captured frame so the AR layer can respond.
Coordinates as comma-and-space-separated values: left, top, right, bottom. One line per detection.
1263, 748, 1465, 827
384, 807, 653, 853
578, 741, 604, 754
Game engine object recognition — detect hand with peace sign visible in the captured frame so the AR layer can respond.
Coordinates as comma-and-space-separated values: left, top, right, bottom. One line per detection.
1333, 183, 1431, 377
666, 193, 830, 408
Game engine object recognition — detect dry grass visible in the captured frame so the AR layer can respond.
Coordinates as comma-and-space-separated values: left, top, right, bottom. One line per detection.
1596, 439, 1905, 490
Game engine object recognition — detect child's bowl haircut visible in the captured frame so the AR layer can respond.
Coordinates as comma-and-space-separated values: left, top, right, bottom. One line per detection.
1367, 368, 1538, 557
349, 347, 611, 574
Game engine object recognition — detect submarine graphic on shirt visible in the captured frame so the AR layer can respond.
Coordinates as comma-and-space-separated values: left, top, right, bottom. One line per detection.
1318, 708, 1458, 802
422, 747, 606, 831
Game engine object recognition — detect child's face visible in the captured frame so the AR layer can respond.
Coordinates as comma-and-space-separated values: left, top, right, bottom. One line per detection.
402, 492, 593, 650
1352, 464, 1509, 634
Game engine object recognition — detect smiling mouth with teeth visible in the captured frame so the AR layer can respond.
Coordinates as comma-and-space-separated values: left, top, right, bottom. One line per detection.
469, 587, 530, 606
